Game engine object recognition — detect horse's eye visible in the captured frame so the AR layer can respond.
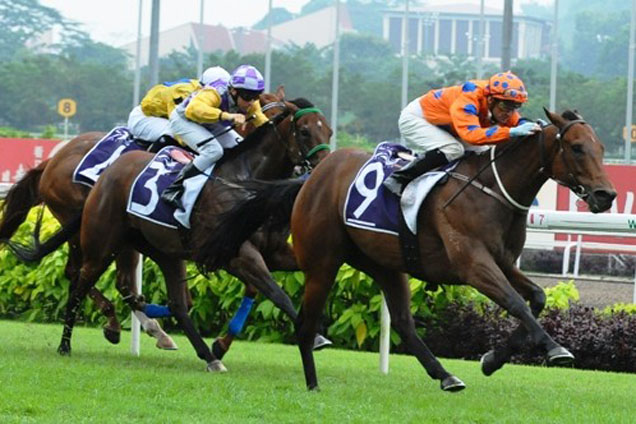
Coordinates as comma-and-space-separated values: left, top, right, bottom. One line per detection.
571, 144, 584, 155
300, 128, 310, 137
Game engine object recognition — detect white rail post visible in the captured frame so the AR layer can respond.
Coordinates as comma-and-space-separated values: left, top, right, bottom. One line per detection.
633, 267, 636, 304
562, 235, 571, 276
379, 294, 390, 374
573, 234, 582, 277
131, 256, 143, 356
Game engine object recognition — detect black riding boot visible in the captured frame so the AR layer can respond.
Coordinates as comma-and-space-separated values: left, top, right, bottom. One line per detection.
148, 135, 178, 153
383, 148, 449, 196
160, 162, 202, 210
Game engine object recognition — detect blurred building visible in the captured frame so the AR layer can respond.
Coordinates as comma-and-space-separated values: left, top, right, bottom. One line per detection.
121, 3, 354, 68
382, 3, 551, 61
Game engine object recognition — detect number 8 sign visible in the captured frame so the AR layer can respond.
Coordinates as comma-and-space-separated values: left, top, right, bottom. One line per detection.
58, 98, 77, 118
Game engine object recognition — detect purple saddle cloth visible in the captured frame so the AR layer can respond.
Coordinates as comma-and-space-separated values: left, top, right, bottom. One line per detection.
343, 142, 411, 236
73, 126, 142, 187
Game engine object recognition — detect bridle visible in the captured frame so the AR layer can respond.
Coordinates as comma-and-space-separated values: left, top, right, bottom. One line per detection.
490, 118, 590, 211
267, 104, 331, 171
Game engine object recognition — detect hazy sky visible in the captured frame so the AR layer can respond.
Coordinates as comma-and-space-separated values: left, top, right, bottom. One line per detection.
40, 0, 555, 47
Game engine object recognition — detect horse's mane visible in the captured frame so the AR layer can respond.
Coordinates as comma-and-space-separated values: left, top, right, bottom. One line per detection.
289, 97, 314, 108
218, 108, 292, 164
561, 109, 582, 121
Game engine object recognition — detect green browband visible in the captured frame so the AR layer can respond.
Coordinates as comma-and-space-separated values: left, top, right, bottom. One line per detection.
293, 107, 323, 120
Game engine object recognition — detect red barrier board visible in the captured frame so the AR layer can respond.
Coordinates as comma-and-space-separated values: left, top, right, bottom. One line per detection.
0, 138, 64, 183
556, 164, 636, 247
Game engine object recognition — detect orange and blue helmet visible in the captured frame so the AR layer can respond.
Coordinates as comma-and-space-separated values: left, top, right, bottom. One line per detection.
485, 71, 528, 103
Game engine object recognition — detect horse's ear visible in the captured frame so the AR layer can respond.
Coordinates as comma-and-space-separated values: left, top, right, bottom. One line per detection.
573, 109, 583, 119
275, 85, 286, 100
544, 106, 566, 129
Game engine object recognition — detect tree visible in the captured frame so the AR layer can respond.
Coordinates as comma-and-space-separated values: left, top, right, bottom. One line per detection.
252, 7, 294, 30
0, 0, 80, 60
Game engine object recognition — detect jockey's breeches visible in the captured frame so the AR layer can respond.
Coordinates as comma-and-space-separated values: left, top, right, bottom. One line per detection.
127, 106, 171, 142
169, 109, 243, 171
399, 99, 467, 161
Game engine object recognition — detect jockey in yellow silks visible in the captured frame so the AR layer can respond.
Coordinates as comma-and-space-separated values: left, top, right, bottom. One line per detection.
127, 66, 231, 147
383, 71, 541, 195
161, 64, 269, 210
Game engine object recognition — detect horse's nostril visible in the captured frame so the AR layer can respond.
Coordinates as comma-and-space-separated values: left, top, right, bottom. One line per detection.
594, 190, 616, 201
593, 189, 616, 204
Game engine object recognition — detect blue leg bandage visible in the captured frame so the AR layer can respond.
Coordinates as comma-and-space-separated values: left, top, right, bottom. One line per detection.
228, 296, 255, 336
144, 303, 172, 318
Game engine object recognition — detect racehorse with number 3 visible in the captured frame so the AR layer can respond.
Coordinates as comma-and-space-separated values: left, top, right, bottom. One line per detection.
202, 108, 616, 391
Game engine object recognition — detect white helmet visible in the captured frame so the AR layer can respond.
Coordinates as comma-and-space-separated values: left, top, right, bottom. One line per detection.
200, 66, 230, 86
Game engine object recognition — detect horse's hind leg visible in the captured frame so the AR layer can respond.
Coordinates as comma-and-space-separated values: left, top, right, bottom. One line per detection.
480, 265, 548, 376
296, 264, 339, 391
114, 248, 177, 350
365, 266, 465, 392
65, 236, 121, 345
59, 255, 113, 355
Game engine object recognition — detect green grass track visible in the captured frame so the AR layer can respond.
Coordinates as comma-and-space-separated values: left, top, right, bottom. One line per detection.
0, 320, 633, 423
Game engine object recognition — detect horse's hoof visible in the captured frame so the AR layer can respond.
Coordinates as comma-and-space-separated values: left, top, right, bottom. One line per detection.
155, 334, 178, 350
206, 359, 228, 373
307, 384, 321, 392
103, 327, 121, 345
440, 376, 466, 392
57, 345, 71, 356
211, 339, 227, 360
312, 334, 333, 351
480, 350, 504, 376
547, 346, 575, 366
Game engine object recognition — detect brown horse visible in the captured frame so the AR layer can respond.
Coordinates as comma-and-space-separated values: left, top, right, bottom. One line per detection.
202, 109, 616, 390
0, 88, 325, 353
15, 100, 331, 371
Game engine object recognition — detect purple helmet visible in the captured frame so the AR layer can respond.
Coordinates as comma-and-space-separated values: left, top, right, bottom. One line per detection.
229, 65, 265, 92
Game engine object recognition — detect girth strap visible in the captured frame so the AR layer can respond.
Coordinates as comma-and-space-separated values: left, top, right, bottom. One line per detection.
397, 207, 425, 277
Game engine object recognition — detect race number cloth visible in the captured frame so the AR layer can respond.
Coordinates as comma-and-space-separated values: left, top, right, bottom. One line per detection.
126, 146, 213, 229
72, 126, 142, 187
343, 141, 457, 235
343, 142, 411, 235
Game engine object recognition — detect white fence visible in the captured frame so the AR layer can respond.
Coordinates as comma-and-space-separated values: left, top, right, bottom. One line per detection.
378, 209, 636, 374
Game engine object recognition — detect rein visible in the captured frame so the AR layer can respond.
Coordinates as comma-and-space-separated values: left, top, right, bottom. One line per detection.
443, 118, 590, 213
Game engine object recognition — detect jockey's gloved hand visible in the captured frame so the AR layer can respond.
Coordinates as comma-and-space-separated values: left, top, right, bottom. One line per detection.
510, 122, 541, 137
222, 112, 246, 125
535, 118, 549, 127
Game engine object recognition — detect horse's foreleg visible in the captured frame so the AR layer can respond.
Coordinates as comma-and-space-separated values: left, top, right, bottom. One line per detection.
115, 249, 177, 350
369, 268, 465, 392
156, 255, 223, 371
481, 265, 547, 375
212, 284, 258, 360
456, 251, 573, 374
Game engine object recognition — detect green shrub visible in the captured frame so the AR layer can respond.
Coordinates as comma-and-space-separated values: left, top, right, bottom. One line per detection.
0, 126, 31, 138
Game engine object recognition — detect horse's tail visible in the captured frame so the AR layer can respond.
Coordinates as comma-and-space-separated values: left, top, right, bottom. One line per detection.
193, 178, 305, 274
0, 160, 47, 240
4, 207, 81, 263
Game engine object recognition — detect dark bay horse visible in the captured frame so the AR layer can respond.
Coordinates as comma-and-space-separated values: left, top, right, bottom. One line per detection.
0, 89, 327, 353
19, 102, 331, 371
202, 109, 616, 390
